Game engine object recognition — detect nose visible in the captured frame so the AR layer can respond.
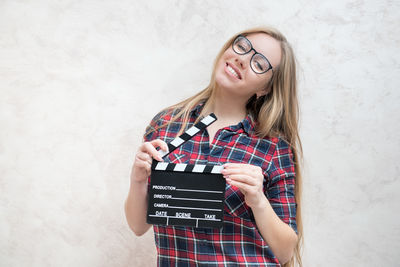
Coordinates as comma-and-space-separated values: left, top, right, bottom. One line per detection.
234, 58, 244, 69
234, 52, 252, 70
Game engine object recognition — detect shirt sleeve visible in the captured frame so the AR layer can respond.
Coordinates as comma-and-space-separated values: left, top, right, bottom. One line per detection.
265, 138, 298, 234
143, 110, 168, 142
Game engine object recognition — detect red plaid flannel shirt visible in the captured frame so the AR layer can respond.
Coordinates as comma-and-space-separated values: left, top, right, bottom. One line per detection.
144, 101, 297, 266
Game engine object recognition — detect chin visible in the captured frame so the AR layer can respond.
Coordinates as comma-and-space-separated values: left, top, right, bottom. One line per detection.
215, 68, 232, 89
215, 78, 239, 98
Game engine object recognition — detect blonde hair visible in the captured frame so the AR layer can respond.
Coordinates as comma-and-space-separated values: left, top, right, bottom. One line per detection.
148, 26, 303, 267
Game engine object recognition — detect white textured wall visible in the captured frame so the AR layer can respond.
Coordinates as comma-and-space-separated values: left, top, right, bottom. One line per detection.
1, 0, 399, 266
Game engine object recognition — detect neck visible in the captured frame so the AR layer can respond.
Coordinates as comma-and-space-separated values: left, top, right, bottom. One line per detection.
204, 87, 248, 124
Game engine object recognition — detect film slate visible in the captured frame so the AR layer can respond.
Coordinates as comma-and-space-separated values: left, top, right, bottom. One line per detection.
147, 113, 226, 228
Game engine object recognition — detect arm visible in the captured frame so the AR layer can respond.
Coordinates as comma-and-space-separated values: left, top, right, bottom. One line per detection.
250, 193, 298, 264
221, 163, 297, 264
124, 139, 168, 236
221, 139, 298, 264
125, 177, 151, 236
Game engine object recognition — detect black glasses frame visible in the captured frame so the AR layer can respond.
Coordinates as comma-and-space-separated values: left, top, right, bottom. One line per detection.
232, 35, 273, 75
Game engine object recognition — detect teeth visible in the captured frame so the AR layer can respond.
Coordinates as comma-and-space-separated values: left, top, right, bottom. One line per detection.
227, 65, 239, 78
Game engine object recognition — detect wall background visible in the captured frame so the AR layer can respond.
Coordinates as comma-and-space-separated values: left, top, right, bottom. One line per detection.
1, 0, 399, 266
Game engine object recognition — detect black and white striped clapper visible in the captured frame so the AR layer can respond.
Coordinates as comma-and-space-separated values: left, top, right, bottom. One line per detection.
147, 113, 226, 228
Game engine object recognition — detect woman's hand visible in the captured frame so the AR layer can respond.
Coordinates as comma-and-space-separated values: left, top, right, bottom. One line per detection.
221, 163, 266, 209
130, 139, 168, 184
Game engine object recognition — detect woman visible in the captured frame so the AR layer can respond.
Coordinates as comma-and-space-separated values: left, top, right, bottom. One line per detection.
125, 26, 303, 267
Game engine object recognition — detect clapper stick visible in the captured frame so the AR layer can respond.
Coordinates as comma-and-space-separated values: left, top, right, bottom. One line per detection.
147, 112, 226, 228
158, 113, 217, 159
152, 112, 222, 173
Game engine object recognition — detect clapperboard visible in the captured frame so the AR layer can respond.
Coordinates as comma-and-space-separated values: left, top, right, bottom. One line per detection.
147, 113, 226, 228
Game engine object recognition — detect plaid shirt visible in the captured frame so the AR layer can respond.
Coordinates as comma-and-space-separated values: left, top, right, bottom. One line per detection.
144, 101, 297, 266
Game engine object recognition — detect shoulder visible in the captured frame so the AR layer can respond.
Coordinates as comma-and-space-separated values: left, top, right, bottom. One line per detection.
260, 135, 292, 155
264, 136, 295, 178
143, 107, 179, 142
246, 134, 290, 158
270, 136, 292, 157
147, 106, 182, 128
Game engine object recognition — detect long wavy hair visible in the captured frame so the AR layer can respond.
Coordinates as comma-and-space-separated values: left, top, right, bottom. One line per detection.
148, 26, 303, 267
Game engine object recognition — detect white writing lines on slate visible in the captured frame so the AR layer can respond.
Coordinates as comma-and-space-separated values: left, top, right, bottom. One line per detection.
167, 206, 221, 211
175, 188, 223, 194
152, 184, 223, 194
170, 197, 222, 203
148, 214, 221, 222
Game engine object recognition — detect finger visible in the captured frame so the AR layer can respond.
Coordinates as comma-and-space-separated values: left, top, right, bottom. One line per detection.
224, 163, 261, 172
135, 154, 152, 166
150, 139, 169, 154
224, 165, 264, 179
225, 174, 257, 186
222, 167, 256, 178
223, 163, 251, 168
135, 159, 151, 170
136, 156, 153, 165
227, 179, 252, 193
139, 139, 167, 152
137, 152, 152, 163
141, 142, 163, 161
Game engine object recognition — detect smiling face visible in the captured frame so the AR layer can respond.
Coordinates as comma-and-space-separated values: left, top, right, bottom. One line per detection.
214, 33, 282, 100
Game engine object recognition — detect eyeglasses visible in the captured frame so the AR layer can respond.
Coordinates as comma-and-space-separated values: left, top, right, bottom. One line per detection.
232, 35, 273, 74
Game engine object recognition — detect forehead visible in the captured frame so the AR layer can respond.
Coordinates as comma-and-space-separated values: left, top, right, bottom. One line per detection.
244, 33, 282, 67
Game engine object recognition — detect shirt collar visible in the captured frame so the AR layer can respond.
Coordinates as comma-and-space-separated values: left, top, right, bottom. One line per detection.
190, 99, 256, 135
191, 100, 206, 117
240, 113, 256, 135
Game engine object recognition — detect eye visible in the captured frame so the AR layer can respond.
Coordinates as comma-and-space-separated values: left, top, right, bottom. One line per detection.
233, 37, 251, 53
237, 44, 247, 52
254, 60, 265, 71
252, 53, 271, 73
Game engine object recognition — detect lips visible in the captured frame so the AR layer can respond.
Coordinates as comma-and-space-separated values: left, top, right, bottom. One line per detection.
225, 62, 242, 80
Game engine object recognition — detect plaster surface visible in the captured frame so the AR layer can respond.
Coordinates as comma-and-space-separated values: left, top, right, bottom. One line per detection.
1, 0, 399, 266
